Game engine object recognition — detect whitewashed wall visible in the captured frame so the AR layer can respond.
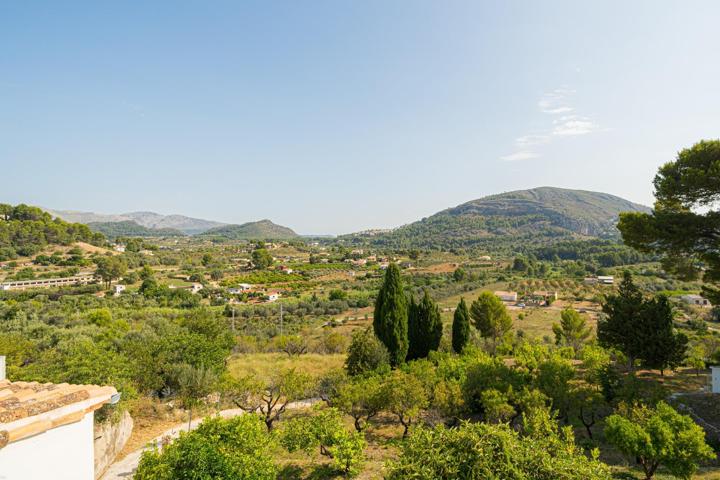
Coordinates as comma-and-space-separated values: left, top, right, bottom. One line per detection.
0, 412, 95, 480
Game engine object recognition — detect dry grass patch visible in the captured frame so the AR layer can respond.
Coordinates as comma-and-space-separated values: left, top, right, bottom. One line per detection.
228, 352, 346, 380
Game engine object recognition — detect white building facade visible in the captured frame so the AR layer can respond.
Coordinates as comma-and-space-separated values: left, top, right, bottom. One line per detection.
0, 368, 117, 480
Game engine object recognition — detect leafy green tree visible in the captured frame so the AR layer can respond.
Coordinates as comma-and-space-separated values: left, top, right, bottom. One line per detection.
251, 248, 273, 270
280, 407, 366, 476
597, 272, 645, 371
329, 288, 348, 300
686, 345, 706, 376
227, 368, 313, 430
407, 290, 442, 361
469, 292, 512, 355
373, 263, 409, 367
95, 255, 128, 288
0, 203, 11, 221
552, 307, 591, 352
619, 140, 720, 302
478, 388, 515, 423
345, 328, 390, 376
605, 401, 714, 480
639, 295, 688, 375
451, 298, 470, 354
381, 370, 428, 438
534, 355, 575, 422
512, 257, 529, 271
171, 363, 218, 429
334, 375, 386, 432
135, 415, 277, 480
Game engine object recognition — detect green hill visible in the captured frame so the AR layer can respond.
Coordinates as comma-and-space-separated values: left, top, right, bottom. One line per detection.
0, 203, 106, 259
87, 220, 185, 239
198, 219, 299, 240
345, 187, 650, 250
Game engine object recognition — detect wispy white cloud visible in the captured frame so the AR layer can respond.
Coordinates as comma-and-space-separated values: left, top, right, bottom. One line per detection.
552, 115, 599, 136
538, 88, 575, 115
501, 151, 540, 162
515, 134, 551, 148
500, 87, 601, 161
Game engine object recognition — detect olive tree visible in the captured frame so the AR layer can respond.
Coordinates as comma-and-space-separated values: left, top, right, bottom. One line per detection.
224, 368, 313, 430
605, 401, 714, 480
280, 407, 366, 476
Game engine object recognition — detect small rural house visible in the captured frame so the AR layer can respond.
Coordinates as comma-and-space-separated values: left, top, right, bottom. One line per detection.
0, 357, 118, 480
531, 291, 558, 305
681, 294, 711, 307
113, 284, 126, 296
228, 283, 253, 295
267, 292, 280, 302
597, 276, 614, 285
494, 291, 518, 303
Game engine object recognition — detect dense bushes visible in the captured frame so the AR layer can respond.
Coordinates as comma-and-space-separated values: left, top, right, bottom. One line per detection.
0, 299, 235, 401
387, 410, 612, 480
135, 415, 276, 480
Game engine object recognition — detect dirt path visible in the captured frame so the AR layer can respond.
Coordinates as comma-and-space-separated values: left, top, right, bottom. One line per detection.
100, 399, 318, 480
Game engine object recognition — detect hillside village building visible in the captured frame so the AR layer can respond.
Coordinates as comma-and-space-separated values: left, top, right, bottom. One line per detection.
0, 274, 97, 291
681, 294, 712, 307
0, 358, 118, 480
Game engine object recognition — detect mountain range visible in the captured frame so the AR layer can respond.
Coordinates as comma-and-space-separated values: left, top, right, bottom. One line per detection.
46, 187, 651, 246
46, 209, 225, 235
343, 187, 651, 250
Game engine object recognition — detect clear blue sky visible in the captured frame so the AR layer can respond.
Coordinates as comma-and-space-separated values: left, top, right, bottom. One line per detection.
2, 1, 719, 234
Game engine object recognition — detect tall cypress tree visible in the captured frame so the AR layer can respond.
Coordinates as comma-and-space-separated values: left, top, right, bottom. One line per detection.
407, 295, 419, 359
407, 290, 443, 360
452, 298, 470, 354
373, 263, 408, 367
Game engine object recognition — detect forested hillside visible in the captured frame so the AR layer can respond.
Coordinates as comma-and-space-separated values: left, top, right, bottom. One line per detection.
198, 219, 299, 240
0, 204, 105, 260
345, 187, 650, 251
88, 220, 185, 239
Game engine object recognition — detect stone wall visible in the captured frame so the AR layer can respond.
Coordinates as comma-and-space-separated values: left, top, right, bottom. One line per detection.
94, 410, 133, 479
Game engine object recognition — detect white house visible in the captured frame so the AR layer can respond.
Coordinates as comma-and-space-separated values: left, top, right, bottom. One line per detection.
681, 294, 712, 307
112, 244, 126, 253
113, 284, 126, 296
0, 360, 118, 480
597, 276, 614, 285
267, 292, 280, 302
228, 284, 253, 295
712, 366, 720, 394
494, 291, 518, 303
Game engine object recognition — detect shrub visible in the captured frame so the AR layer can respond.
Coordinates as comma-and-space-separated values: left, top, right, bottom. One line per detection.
345, 328, 390, 376
135, 414, 276, 480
